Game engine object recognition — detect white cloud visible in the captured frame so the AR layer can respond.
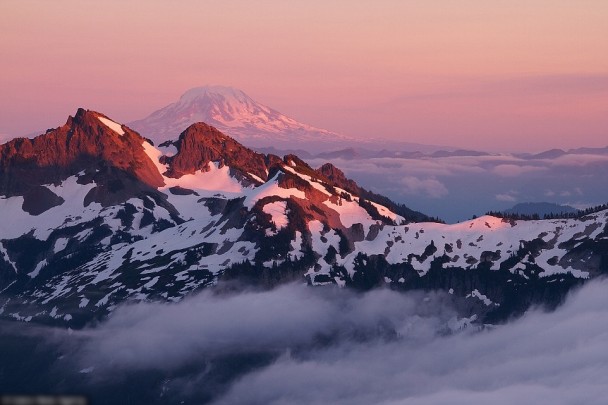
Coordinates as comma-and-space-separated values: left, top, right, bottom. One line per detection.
215, 280, 608, 405
495, 193, 517, 202
5, 280, 608, 404
400, 176, 448, 198
550, 154, 608, 167
74, 286, 455, 372
305, 152, 608, 223
492, 164, 545, 177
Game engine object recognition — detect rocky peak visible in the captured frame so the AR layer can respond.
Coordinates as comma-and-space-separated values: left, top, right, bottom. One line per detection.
316, 162, 360, 194
0, 108, 164, 196
162, 122, 279, 182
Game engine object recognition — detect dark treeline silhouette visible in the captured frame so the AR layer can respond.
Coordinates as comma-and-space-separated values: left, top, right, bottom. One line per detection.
485, 203, 608, 221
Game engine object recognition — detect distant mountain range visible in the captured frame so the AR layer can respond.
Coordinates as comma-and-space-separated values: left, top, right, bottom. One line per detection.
519, 146, 608, 160
504, 202, 578, 217
1, 109, 607, 329
255, 146, 492, 160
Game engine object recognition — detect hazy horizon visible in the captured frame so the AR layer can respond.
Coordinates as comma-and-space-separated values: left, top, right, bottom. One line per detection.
1, 1, 607, 152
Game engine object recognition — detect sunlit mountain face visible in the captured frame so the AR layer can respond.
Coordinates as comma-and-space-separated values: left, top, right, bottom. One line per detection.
0, 109, 607, 404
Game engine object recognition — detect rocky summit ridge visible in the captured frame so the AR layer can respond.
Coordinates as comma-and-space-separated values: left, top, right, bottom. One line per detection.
0, 110, 607, 327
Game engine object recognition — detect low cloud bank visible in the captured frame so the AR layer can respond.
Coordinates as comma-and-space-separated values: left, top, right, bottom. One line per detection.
75, 286, 457, 372
3, 280, 608, 404
215, 280, 608, 405
306, 155, 608, 222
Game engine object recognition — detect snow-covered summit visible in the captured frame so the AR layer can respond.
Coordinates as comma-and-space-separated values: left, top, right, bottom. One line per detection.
178, 85, 249, 103
128, 85, 349, 149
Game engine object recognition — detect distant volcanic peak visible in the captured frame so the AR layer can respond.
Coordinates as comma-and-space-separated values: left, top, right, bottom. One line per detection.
176, 86, 285, 130
179, 85, 249, 103
176, 85, 261, 118
128, 85, 348, 146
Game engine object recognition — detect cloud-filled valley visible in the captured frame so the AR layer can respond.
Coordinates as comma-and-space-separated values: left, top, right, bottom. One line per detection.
2, 279, 608, 404
306, 152, 608, 222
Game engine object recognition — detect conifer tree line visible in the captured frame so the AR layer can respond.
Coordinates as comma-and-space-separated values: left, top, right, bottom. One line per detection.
485, 203, 608, 221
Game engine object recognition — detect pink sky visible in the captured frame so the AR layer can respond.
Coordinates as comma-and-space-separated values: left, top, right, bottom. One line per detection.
1, 0, 606, 151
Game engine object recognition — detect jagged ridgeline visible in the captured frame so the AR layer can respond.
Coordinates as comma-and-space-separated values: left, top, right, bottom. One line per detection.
0, 109, 607, 327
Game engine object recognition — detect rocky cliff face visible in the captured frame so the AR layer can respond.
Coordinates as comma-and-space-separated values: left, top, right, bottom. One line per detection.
0, 110, 606, 328
160, 122, 281, 182
316, 162, 360, 194
0, 109, 165, 210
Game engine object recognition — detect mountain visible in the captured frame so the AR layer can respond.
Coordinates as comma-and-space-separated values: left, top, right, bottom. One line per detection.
568, 146, 608, 155
504, 202, 578, 217
256, 147, 486, 161
430, 149, 490, 158
128, 85, 350, 150
1, 110, 607, 328
316, 147, 362, 160
518, 145, 608, 160
528, 148, 568, 160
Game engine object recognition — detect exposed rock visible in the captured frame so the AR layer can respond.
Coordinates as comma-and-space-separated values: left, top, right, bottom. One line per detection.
21, 185, 64, 215
163, 122, 279, 182
1, 109, 163, 189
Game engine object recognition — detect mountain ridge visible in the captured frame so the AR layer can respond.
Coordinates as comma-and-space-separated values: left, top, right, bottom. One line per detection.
0, 110, 607, 329
504, 202, 578, 217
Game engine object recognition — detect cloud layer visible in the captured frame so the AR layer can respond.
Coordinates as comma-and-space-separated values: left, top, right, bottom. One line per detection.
75, 286, 457, 372
214, 280, 608, 405
3, 280, 608, 404
307, 153, 608, 222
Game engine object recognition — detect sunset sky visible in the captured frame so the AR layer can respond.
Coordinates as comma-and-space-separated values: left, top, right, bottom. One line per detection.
1, 0, 606, 151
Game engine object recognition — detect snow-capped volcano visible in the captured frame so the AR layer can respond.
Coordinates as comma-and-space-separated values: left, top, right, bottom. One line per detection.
129, 85, 349, 149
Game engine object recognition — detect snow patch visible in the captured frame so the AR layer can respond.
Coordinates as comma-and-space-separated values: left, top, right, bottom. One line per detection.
53, 238, 69, 253
29, 259, 47, 278
97, 116, 125, 136
468, 289, 493, 306
324, 198, 372, 228
263, 201, 288, 231
79, 297, 90, 308
143, 276, 160, 289
245, 173, 305, 208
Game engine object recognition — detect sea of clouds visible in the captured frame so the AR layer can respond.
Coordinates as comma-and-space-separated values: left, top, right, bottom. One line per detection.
2, 279, 608, 404
306, 152, 608, 222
